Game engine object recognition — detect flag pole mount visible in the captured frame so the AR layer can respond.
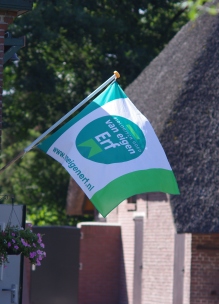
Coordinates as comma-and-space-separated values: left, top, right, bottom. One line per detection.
114, 71, 120, 79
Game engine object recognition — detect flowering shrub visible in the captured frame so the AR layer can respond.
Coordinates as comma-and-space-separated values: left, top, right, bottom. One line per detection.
0, 224, 46, 267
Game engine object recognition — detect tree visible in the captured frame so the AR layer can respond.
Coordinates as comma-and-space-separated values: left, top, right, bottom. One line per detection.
1, 0, 188, 225
182, 1, 218, 20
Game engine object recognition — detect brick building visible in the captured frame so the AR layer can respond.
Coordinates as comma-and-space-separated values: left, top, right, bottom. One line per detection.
17, 2, 219, 304
73, 6, 219, 304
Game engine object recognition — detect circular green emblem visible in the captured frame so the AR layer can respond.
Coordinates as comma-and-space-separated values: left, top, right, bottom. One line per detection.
76, 115, 146, 164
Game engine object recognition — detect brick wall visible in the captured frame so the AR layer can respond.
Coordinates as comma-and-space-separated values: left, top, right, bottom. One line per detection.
142, 194, 175, 304
78, 223, 121, 304
22, 257, 31, 304
107, 193, 177, 304
106, 201, 219, 304
190, 234, 219, 304
0, 10, 17, 152
107, 199, 137, 303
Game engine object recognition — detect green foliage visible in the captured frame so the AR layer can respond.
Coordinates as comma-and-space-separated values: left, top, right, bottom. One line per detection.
1, 0, 188, 225
182, 1, 218, 20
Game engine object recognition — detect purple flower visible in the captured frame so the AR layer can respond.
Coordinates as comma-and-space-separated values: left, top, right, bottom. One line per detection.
40, 243, 45, 248
7, 242, 11, 248
21, 238, 28, 247
30, 252, 36, 259
12, 239, 15, 243
37, 233, 42, 243
14, 245, 19, 250
36, 259, 41, 266
11, 233, 15, 236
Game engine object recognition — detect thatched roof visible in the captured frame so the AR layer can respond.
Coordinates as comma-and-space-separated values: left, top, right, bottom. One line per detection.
125, 8, 219, 233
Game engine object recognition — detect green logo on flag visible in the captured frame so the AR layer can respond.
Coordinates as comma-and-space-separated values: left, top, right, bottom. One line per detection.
76, 116, 146, 164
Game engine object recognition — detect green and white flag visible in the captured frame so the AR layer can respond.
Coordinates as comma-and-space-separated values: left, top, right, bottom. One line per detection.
38, 82, 179, 217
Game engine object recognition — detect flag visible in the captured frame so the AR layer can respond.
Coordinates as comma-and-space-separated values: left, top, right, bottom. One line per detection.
38, 82, 179, 217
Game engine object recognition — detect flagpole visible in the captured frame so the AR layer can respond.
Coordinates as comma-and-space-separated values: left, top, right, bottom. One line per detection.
0, 71, 120, 173
25, 71, 120, 153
